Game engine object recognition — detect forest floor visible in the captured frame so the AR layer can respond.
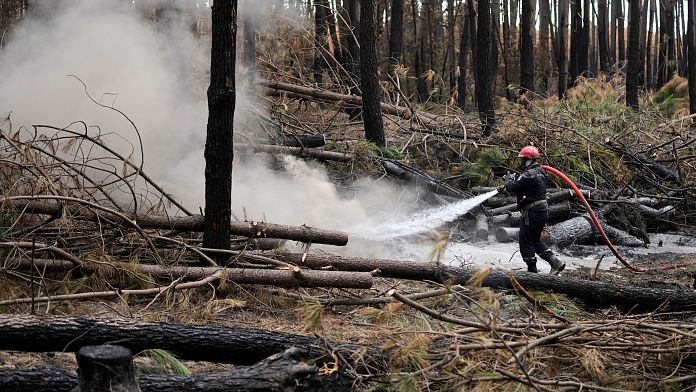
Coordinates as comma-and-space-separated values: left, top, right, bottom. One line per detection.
3, 74, 696, 391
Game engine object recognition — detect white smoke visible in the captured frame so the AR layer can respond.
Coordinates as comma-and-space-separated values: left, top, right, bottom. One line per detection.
0, 0, 491, 263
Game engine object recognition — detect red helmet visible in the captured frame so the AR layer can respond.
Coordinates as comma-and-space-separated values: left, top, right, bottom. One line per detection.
518, 146, 540, 159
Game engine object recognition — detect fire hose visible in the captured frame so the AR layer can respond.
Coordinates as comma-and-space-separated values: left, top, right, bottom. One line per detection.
542, 165, 696, 273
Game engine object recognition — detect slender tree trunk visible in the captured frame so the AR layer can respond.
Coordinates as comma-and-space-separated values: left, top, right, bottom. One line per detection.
458, 0, 471, 108
611, 0, 619, 64
627, 0, 642, 108
520, 0, 535, 91
360, 0, 386, 147
540, 0, 552, 91
658, 0, 669, 86
598, 0, 610, 72
242, 13, 256, 86
415, 0, 428, 101
579, 0, 590, 74
447, 0, 456, 94
313, 0, 331, 85
203, 0, 237, 262
688, 0, 696, 116
647, 0, 656, 88
569, 0, 581, 81
618, 0, 625, 63
558, 0, 570, 96
468, 0, 479, 104
476, 0, 496, 135
639, 0, 649, 85
388, 0, 404, 70
666, 0, 677, 81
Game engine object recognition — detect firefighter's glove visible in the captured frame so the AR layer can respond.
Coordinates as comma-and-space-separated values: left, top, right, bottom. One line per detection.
496, 185, 506, 193
503, 172, 516, 183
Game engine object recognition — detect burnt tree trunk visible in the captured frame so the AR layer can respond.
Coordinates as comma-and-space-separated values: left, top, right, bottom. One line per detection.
598, 0, 610, 72
415, 0, 428, 101
457, 0, 470, 108
9, 199, 350, 246
476, 0, 496, 135
269, 253, 696, 310
0, 348, 352, 392
73, 346, 140, 392
639, 0, 649, 85
520, 0, 535, 92
468, 0, 479, 104
313, 0, 330, 85
447, 0, 457, 94
388, 0, 404, 70
626, 0, 642, 108
360, 0, 386, 147
558, 0, 570, 96
203, 0, 237, 263
5, 259, 374, 290
539, 0, 552, 90
618, 0, 626, 63
689, 0, 696, 116
0, 315, 385, 368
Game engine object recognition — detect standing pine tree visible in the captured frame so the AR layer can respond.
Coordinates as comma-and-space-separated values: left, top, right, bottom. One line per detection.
520, 0, 535, 92
626, 0, 642, 108
203, 0, 237, 263
476, 0, 496, 135
360, 0, 386, 146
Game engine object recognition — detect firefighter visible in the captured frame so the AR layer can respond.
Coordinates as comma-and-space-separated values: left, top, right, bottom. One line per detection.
499, 146, 565, 274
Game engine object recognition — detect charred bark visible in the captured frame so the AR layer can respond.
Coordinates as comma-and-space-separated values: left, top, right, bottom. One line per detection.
689, 0, 696, 116
236, 143, 353, 162
457, 1, 470, 109
73, 345, 140, 392
626, 0, 642, 109
388, 0, 404, 70
5, 259, 374, 289
476, 0, 496, 135
266, 134, 326, 148
5, 198, 349, 246
0, 315, 385, 368
520, 0, 535, 92
203, 0, 237, 263
360, 0, 386, 147
0, 348, 353, 392
268, 253, 696, 310
557, 0, 570, 96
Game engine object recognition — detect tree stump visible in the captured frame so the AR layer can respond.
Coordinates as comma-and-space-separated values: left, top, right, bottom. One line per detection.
72, 345, 140, 392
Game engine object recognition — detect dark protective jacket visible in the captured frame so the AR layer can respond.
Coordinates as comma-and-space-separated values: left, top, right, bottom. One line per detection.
504, 163, 549, 209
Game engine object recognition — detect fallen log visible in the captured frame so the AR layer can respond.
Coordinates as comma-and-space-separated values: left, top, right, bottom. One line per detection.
262, 252, 696, 310
545, 213, 644, 248
475, 213, 489, 240
3, 259, 374, 289
260, 79, 446, 128
235, 143, 353, 162
266, 134, 326, 148
0, 315, 385, 369
494, 227, 518, 243
2, 198, 349, 246
489, 201, 573, 226
488, 189, 578, 216
382, 159, 470, 199
494, 223, 644, 248
0, 348, 353, 392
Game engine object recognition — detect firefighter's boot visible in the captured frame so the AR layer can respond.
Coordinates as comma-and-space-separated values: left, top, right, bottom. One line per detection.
541, 252, 565, 275
523, 257, 538, 273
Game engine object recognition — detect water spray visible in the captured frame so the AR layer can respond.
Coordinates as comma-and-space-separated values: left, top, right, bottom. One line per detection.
542, 165, 696, 273
349, 190, 499, 241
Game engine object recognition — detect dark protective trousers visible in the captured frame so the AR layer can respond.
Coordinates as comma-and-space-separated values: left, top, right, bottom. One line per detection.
518, 205, 551, 260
